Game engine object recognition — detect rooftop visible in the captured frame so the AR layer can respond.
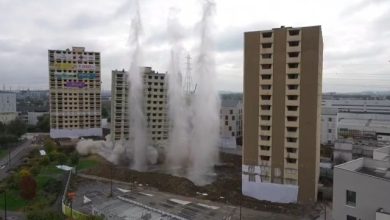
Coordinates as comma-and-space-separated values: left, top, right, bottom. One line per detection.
221, 99, 241, 108
336, 158, 390, 182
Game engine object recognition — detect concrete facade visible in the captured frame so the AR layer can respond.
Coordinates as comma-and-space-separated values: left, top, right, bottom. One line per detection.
243, 26, 323, 204
320, 108, 338, 145
333, 158, 390, 220
110, 67, 168, 147
0, 91, 17, 124
49, 47, 102, 138
220, 99, 242, 149
27, 112, 49, 125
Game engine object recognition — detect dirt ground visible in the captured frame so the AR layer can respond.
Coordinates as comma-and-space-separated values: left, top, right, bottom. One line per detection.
82, 152, 318, 217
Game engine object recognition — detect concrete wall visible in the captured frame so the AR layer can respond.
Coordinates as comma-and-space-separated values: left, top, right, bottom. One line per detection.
333, 164, 390, 220
321, 114, 337, 144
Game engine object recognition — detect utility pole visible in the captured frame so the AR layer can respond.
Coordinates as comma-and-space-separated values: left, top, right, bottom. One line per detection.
4, 190, 7, 220
109, 164, 113, 197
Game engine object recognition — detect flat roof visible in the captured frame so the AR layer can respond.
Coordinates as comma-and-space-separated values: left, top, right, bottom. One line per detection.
336, 158, 390, 182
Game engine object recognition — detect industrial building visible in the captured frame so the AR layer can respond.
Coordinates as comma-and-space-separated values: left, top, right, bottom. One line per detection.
321, 99, 390, 145
110, 67, 168, 146
333, 146, 390, 220
242, 26, 323, 203
48, 47, 102, 138
0, 91, 17, 124
220, 99, 242, 149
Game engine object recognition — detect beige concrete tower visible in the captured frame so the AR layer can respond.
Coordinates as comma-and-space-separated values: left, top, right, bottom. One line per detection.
110, 67, 168, 147
242, 26, 323, 204
49, 47, 102, 138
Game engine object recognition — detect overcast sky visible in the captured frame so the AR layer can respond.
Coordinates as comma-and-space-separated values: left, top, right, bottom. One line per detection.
1, 0, 390, 93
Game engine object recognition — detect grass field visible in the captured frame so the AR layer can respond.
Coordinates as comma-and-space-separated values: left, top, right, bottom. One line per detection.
77, 156, 100, 171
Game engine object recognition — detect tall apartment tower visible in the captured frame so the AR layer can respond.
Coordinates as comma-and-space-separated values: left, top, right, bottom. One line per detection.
242, 26, 323, 204
111, 67, 168, 147
49, 47, 102, 138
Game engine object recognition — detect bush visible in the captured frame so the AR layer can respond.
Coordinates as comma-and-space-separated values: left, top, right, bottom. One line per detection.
27, 210, 64, 220
70, 152, 79, 165
20, 175, 37, 200
40, 156, 50, 166
57, 152, 67, 164
42, 178, 61, 194
43, 139, 57, 153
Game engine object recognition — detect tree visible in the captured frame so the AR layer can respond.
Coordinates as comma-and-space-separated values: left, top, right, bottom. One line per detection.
0, 133, 18, 146
102, 107, 109, 119
36, 114, 50, 132
20, 172, 37, 200
57, 152, 67, 164
70, 152, 79, 165
43, 139, 57, 153
7, 119, 27, 137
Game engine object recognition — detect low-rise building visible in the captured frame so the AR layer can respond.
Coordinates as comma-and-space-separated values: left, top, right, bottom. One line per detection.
0, 91, 17, 124
220, 99, 242, 149
333, 154, 390, 220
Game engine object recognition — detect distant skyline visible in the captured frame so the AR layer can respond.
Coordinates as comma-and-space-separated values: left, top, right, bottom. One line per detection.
0, 0, 389, 92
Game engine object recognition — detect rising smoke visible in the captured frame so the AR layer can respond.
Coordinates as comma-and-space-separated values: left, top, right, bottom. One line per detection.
187, 0, 220, 185
165, 8, 191, 174
76, 0, 220, 186
128, 0, 148, 171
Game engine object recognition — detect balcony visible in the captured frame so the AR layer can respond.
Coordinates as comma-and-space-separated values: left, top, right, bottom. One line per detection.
285, 131, 299, 138
259, 89, 272, 95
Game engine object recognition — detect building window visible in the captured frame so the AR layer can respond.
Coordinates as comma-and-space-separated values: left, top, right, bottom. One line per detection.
287, 95, 298, 100
232, 116, 235, 120
261, 64, 272, 69
287, 106, 298, 111
261, 95, 271, 100
230, 110, 233, 114
287, 73, 299, 79
261, 74, 272, 80
287, 85, 299, 90
262, 32, 272, 38
232, 132, 235, 136
262, 43, 272, 49
229, 126, 232, 131
225, 121, 228, 126
261, 105, 271, 110
346, 190, 356, 206
328, 118, 332, 122
346, 215, 357, 220
288, 30, 300, 36
261, 53, 272, 59
260, 145, 270, 151
288, 41, 300, 47
288, 63, 299, 68
225, 115, 228, 120
288, 52, 299, 57
328, 129, 332, 133
261, 85, 271, 90
261, 115, 271, 120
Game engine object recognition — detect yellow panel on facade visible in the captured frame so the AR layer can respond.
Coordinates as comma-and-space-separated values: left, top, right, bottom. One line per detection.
52, 63, 76, 70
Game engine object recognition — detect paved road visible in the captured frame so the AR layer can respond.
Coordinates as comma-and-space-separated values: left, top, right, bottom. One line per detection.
0, 140, 33, 181
0, 210, 26, 220
72, 177, 299, 220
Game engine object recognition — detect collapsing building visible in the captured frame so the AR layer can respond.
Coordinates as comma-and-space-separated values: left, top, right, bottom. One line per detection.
111, 67, 168, 148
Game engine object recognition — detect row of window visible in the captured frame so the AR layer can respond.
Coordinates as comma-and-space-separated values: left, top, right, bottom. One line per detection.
261, 73, 299, 80
261, 30, 300, 38
261, 63, 300, 70
50, 51, 99, 55
260, 105, 299, 112
261, 41, 300, 49
261, 52, 299, 60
